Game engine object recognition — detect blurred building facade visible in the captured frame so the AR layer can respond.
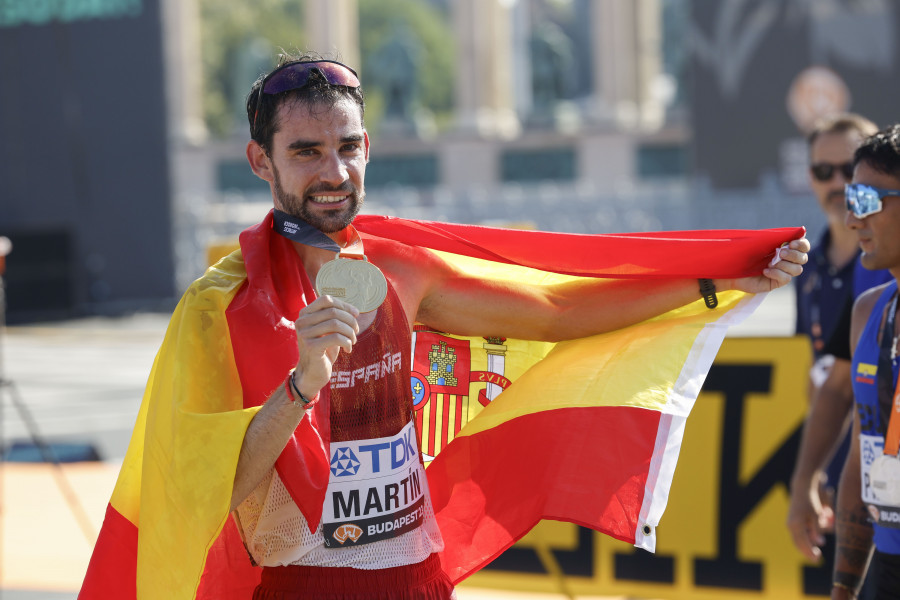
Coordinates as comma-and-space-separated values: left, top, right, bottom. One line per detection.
0, 0, 175, 322
176, 0, 696, 294
3, 0, 900, 319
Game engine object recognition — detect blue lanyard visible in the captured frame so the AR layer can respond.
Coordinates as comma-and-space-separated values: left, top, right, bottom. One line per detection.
272, 209, 342, 252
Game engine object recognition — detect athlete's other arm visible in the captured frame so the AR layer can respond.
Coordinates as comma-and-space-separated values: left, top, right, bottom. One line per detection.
831, 407, 873, 599
414, 239, 809, 341
831, 290, 880, 599
788, 357, 853, 560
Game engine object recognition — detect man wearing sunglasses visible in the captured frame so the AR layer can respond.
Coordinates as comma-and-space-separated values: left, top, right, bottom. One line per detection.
788, 115, 892, 568
797, 114, 878, 363
832, 124, 900, 599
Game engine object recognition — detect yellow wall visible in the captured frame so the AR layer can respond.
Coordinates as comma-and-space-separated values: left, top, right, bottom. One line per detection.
464, 336, 828, 599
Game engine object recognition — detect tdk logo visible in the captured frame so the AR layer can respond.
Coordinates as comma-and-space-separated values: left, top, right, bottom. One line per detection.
329, 426, 418, 478
330, 447, 361, 477
357, 427, 417, 473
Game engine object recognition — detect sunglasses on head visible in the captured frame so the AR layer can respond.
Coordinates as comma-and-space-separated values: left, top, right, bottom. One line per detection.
810, 162, 854, 182
845, 183, 900, 218
252, 60, 361, 133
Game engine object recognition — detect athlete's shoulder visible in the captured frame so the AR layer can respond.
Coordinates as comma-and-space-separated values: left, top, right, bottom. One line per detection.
364, 236, 446, 272
851, 279, 897, 349
854, 280, 896, 318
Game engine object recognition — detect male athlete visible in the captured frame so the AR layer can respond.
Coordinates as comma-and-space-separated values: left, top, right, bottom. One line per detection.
832, 125, 900, 599
231, 53, 808, 599
79, 53, 809, 600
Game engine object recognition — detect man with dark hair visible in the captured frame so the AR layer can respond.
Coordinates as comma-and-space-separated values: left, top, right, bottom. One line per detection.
79, 53, 809, 600
788, 114, 890, 564
248, 54, 367, 154
231, 52, 806, 599
833, 124, 900, 599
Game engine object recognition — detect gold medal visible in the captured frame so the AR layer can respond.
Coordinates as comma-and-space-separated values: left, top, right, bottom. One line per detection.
316, 255, 387, 313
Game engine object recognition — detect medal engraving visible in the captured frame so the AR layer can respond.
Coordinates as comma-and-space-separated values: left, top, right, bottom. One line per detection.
316, 256, 387, 313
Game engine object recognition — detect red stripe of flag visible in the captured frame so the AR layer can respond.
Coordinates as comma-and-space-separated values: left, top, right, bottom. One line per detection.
428, 405, 660, 584
79, 504, 137, 599
428, 395, 439, 456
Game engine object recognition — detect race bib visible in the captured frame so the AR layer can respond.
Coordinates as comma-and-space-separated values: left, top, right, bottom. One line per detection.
322, 420, 427, 547
861, 434, 900, 529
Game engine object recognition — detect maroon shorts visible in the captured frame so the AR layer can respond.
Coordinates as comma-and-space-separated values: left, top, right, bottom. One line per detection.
252, 553, 455, 600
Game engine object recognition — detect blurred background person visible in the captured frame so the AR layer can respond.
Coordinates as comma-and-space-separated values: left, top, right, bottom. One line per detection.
788, 114, 889, 566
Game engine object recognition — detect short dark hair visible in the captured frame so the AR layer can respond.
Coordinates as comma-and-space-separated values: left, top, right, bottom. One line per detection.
807, 113, 878, 149
853, 124, 900, 179
246, 51, 365, 153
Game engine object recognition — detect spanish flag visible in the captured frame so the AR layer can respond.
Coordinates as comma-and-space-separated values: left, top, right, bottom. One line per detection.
79, 212, 803, 598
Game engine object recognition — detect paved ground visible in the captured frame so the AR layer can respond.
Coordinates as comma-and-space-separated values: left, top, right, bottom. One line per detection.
0, 286, 795, 599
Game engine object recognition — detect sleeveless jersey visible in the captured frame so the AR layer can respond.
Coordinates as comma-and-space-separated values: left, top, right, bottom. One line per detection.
235, 282, 443, 568
851, 279, 900, 554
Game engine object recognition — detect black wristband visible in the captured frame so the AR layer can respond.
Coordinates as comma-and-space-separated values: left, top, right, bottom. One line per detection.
698, 278, 718, 309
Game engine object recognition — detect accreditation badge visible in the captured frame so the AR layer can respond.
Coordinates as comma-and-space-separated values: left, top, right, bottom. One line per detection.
862, 434, 900, 528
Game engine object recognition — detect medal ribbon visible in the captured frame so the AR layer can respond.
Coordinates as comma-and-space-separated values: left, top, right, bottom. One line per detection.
272, 209, 365, 258
878, 293, 900, 455
273, 209, 385, 312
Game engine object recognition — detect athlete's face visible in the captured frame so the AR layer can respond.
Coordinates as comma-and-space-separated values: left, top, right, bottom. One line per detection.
250, 97, 369, 233
846, 160, 900, 277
